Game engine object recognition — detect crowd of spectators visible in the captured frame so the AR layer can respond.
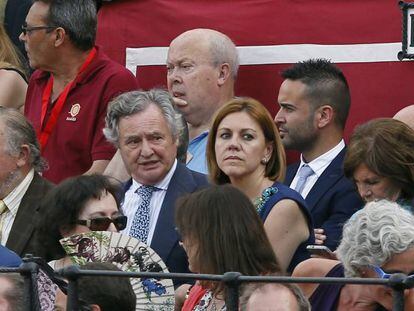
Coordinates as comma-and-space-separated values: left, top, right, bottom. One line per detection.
0, 0, 413, 310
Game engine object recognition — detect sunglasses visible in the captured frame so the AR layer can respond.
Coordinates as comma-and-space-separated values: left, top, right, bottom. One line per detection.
76, 215, 127, 231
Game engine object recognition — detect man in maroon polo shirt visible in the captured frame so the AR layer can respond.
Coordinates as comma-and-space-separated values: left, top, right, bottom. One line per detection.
20, 0, 138, 183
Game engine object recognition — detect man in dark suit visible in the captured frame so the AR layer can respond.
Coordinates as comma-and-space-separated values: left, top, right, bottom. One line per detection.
0, 108, 53, 258
103, 89, 208, 287
274, 59, 362, 250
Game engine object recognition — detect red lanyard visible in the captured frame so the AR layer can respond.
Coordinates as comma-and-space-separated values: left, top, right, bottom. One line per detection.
39, 47, 97, 150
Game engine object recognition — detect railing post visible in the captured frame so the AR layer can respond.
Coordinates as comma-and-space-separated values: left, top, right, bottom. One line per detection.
63, 265, 81, 311
223, 272, 242, 311
20, 254, 40, 311
389, 273, 407, 311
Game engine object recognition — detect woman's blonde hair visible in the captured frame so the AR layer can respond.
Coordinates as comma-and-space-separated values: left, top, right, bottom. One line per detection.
0, 24, 25, 73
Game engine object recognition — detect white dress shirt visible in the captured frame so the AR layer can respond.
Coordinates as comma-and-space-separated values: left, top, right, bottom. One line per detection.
121, 160, 177, 245
290, 140, 345, 199
1, 169, 34, 245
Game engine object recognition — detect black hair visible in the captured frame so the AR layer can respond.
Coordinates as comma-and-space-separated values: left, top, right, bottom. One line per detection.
281, 58, 350, 129
36, 174, 123, 260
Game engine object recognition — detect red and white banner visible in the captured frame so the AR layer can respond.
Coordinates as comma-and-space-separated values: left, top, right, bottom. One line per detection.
96, 0, 414, 142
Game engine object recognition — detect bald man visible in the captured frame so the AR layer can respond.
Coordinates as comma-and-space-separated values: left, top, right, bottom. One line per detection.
166, 28, 238, 173
393, 105, 414, 129
241, 283, 310, 311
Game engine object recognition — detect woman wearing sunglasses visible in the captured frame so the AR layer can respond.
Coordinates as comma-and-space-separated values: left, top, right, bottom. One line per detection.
293, 200, 414, 311
37, 174, 126, 269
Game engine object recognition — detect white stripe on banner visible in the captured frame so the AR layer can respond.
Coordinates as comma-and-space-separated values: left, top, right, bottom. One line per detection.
126, 42, 402, 76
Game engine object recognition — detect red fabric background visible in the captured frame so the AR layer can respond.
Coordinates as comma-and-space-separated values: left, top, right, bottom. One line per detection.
96, 0, 414, 161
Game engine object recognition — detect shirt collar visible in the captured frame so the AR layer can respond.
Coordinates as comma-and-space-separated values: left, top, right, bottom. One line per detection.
299, 139, 345, 177
131, 159, 178, 192
190, 131, 209, 144
33, 45, 103, 86
3, 169, 35, 216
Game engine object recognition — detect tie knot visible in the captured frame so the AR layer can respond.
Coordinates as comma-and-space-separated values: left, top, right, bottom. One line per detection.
298, 164, 314, 179
137, 185, 159, 196
0, 200, 7, 215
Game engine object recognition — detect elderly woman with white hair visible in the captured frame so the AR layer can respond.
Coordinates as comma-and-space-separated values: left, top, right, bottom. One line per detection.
293, 200, 414, 311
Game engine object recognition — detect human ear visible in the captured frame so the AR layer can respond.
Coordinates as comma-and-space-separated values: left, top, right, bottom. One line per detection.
16, 145, 30, 168
217, 63, 231, 86
54, 27, 66, 47
316, 105, 334, 128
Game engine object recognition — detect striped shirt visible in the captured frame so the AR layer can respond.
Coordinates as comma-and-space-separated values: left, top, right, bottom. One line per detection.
1, 169, 34, 245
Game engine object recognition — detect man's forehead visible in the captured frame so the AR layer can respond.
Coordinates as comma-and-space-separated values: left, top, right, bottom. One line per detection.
120, 109, 173, 134
167, 36, 211, 63
26, 2, 49, 24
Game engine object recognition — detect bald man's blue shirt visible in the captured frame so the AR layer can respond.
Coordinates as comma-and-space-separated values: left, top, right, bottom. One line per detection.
186, 131, 208, 174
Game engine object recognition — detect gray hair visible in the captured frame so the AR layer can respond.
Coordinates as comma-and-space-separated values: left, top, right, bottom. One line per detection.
0, 273, 24, 311
104, 89, 184, 147
206, 29, 239, 80
34, 0, 97, 51
337, 200, 414, 277
0, 108, 47, 172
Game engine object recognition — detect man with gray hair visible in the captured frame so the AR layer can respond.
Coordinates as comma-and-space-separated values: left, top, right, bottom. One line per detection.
104, 89, 208, 288
294, 200, 414, 310
0, 108, 52, 258
21, 0, 138, 183
337, 200, 414, 278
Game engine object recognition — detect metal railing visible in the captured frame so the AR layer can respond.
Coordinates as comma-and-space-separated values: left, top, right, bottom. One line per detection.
1, 256, 413, 311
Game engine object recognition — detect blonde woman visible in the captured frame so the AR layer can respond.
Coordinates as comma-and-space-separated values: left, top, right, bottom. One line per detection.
0, 25, 27, 111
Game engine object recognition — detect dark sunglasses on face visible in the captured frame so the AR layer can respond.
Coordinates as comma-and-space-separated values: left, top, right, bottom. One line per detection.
76, 215, 127, 231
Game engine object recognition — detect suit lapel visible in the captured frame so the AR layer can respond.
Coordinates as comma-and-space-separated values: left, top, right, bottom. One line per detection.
6, 173, 47, 255
151, 164, 196, 262
305, 148, 346, 211
285, 162, 300, 186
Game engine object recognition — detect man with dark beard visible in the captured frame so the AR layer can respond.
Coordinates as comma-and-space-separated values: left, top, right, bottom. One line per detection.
0, 107, 53, 257
274, 59, 362, 251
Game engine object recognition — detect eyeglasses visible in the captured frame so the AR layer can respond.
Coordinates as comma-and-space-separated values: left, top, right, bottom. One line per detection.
21, 23, 56, 36
76, 215, 127, 231
372, 265, 414, 279
372, 266, 392, 279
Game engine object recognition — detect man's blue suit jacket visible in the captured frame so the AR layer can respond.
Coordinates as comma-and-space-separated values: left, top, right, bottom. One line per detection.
284, 148, 363, 250
123, 163, 208, 286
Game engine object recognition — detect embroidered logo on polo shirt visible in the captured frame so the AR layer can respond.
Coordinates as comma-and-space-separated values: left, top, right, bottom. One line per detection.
66, 103, 81, 122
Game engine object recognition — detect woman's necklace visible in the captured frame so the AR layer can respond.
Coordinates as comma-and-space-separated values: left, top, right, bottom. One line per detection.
253, 186, 278, 214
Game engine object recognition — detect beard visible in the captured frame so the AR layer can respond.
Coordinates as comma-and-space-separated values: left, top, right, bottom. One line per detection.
281, 117, 318, 153
0, 169, 23, 199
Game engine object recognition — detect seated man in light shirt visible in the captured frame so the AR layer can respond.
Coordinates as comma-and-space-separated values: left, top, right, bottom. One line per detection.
103, 89, 208, 289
